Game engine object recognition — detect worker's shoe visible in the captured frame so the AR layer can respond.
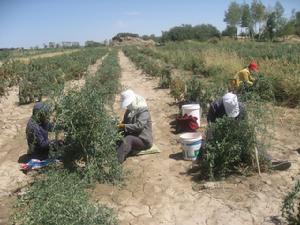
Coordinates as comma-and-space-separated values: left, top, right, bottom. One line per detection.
271, 161, 291, 171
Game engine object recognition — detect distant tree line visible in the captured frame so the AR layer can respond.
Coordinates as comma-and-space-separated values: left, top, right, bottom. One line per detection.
112, 1, 300, 44
84, 40, 106, 47
161, 24, 220, 42
112, 33, 159, 42
223, 0, 300, 40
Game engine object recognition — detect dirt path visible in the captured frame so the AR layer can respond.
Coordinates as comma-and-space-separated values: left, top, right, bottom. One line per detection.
0, 56, 105, 225
91, 51, 300, 225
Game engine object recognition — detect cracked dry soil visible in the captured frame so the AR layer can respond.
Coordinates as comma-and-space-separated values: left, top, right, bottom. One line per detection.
91, 51, 300, 225
0, 51, 299, 225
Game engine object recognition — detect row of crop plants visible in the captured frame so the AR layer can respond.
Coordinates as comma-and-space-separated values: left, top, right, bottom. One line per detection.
123, 46, 228, 112
11, 49, 122, 225
123, 44, 300, 224
0, 47, 108, 103
147, 41, 300, 107
0, 48, 77, 61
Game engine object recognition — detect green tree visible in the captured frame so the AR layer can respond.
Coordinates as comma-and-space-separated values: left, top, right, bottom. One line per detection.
224, 1, 242, 37
274, 1, 286, 33
251, 0, 266, 38
295, 11, 300, 35
222, 25, 237, 37
161, 24, 219, 42
240, 3, 252, 37
194, 24, 220, 41
266, 12, 277, 40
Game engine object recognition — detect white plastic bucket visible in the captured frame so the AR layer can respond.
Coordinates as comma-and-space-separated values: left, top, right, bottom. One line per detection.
182, 104, 201, 127
179, 132, 202, 161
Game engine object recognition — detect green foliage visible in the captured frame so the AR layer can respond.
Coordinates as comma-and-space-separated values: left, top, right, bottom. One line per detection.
238, 73, 275, 102
0, 60, 26, 96
224, 2, 241, 30
112, 32, 139, 41
11, 169, 118, 225
185, 77, 226, 112
17, 47, 107, 103
123, 46, 169, 78
170, 77, 186, 101
222, 25, 237, 37
159, 67, 172, 88
11, 49, 121, 225
54, 50, 123, 184
199, 117, 267, 180
282, 181, 300, 225
296, 11, 300, 35
161, 24, 220, 42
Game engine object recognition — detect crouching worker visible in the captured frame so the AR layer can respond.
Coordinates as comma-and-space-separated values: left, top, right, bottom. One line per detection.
229, 61, 258, 91
206, 92, 291, 171
26, 102, 63, 160
117, 89, 153, 163
207, 92, 246, 124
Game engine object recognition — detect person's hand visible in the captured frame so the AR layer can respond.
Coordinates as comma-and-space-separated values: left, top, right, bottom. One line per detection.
117, 123, 125, 129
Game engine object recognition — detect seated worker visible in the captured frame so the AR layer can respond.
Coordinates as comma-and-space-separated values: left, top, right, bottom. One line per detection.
230, 61, 259, 90
117, 89, 153, 163
26, 102, 63, 160
207, 92, 246, 124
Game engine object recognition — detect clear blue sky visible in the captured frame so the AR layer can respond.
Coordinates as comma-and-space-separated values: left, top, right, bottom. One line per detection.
0, 0, 299, 48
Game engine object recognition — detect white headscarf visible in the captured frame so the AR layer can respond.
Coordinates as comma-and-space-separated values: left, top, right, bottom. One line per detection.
222, 93, 239, 118
120, 89, 147, 110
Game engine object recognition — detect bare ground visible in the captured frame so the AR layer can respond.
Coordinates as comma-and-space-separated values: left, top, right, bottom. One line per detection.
91, 51, 300, 225
0, 56, 105, 225
0, 51, 299, 225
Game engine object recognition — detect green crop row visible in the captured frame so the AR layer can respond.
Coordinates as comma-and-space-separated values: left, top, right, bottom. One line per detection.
11, 169, 118, 225
11, 49, 122, 225
136, 41, 300, 107
53, 48, 123, 184
0, 47, 108, 103
123, 46, 173, 88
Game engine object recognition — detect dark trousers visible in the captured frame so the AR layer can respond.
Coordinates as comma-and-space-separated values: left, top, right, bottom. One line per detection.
117, 135, 148, 163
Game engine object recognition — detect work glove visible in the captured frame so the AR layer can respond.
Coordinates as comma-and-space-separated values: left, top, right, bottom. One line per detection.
117, 123, 125, 129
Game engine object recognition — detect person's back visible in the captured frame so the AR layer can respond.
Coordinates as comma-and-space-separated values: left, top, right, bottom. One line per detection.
207, 93, 246, 123
123, 97, 153, 147
231, 61, 258, 90
235, 68, 253, 85
117, 90, 153, 163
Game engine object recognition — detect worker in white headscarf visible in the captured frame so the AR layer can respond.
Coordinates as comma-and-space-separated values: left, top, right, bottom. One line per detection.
207, 92, 246, 123
117, 89, 153, 163
206, 92, 291, 171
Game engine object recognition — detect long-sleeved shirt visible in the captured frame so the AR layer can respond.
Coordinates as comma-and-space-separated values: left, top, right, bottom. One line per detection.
123, 107, 153, 147
207, 98, 246, 123
26, 118, 53, 156
234, 68, 255, 87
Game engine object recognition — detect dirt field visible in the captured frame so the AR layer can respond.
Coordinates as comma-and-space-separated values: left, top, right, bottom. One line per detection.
0, 56, 105, 225
0, 51, 299, 225
91, 51, 300, 225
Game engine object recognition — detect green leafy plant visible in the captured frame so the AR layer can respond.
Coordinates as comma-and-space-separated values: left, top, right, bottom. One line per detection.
282, 181, 300, 225
53, 50, 123, 184
238, 73, 275, 102
199, 117, 268, 180
159, 67, 172, 88
11, 169, 118, 225
170, 77, 186, 101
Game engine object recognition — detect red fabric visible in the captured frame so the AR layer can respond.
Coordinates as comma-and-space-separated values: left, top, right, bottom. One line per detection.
176, 114, 199, 132
248, 62, 258, 72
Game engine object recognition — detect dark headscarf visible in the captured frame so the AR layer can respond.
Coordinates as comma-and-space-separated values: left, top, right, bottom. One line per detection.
32, 102, 50, 123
